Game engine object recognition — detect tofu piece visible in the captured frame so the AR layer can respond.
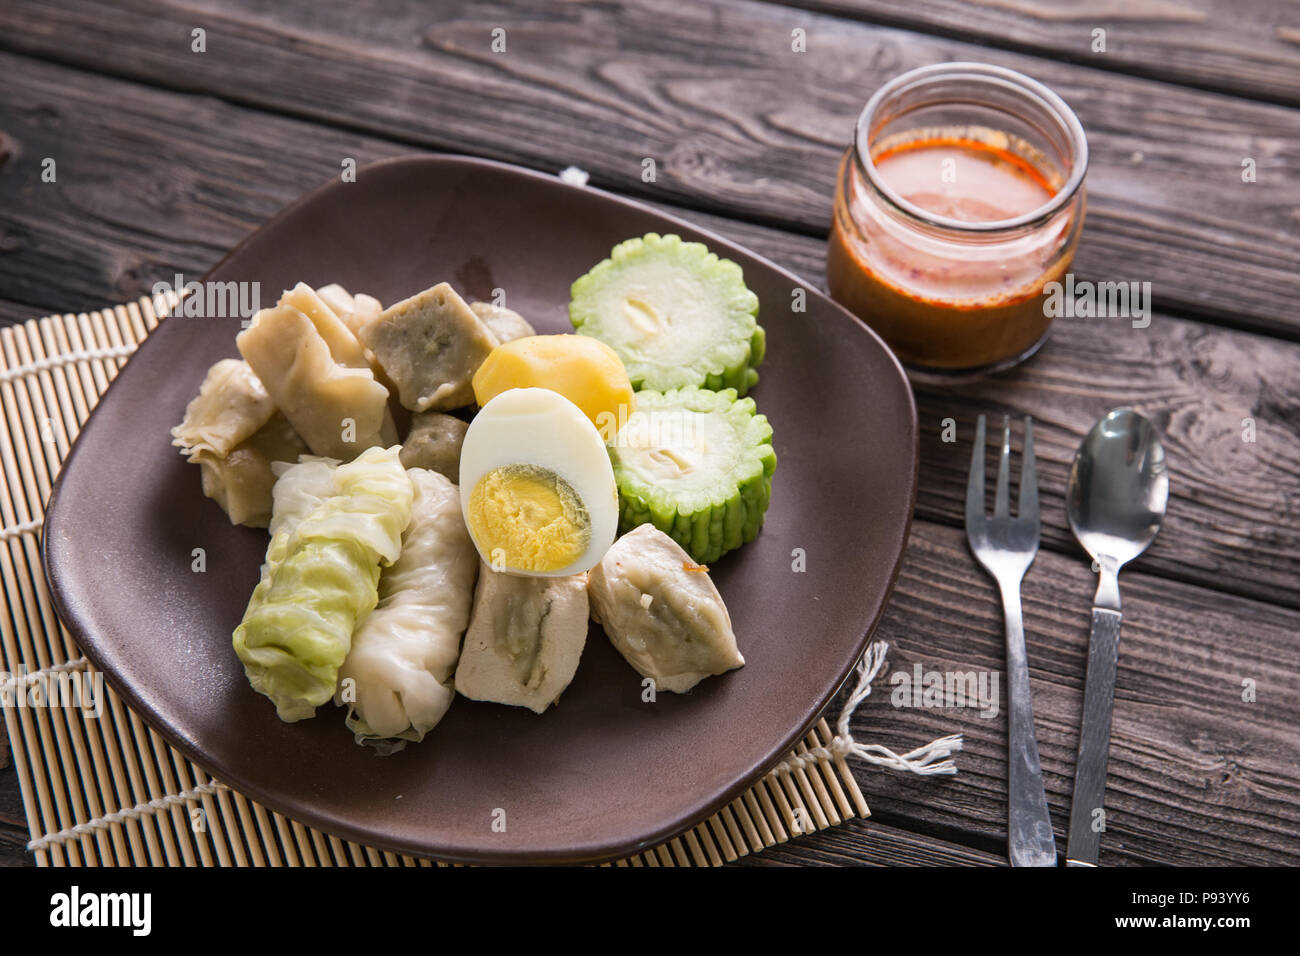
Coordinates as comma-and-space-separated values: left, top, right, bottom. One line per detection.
361, 283, 497, 412
454, 563, 589, 713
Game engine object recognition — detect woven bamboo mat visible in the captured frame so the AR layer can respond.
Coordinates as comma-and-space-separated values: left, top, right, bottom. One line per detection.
0, 295, 868, 867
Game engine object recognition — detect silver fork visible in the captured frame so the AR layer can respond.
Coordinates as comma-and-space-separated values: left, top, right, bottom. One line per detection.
966, 415, 1057, 867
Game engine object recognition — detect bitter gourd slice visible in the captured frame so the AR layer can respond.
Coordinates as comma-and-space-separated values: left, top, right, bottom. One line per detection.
608, 387, 775, 563
569, 233, 765, 395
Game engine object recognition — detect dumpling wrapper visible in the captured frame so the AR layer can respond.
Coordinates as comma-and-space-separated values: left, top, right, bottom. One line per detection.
318, 284, 385, 339
454, 563, 589, 714
360, 282, 497, 412
279, 282, 371, 370
587, 523, 743, 693
194, 413, 308, 527
238, 301, 397, 459
337, 468, 479, 746
232, 446, 413, 722
398, 411, 467, 482
471, 301, 536, 345
171, 358, 275, 460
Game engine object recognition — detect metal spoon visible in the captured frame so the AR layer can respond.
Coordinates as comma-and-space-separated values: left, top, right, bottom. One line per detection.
1064, 409, 1169, 866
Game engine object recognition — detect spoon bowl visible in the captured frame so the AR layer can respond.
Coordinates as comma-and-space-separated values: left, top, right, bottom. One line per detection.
1067, 409, 1169, 603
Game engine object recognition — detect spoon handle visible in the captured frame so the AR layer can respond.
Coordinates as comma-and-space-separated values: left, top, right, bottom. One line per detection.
1066, 607, 1123, 866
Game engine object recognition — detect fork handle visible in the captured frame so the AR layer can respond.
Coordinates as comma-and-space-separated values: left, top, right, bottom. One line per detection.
1065, 607, 1123, 866
1000, 580, 1058, 867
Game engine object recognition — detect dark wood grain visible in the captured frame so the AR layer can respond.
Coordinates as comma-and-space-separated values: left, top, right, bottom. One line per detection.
4, 52, 1299, 612
854, 520, 1300, 866
0, 0, 1297, 338
771, 0, 1300, 106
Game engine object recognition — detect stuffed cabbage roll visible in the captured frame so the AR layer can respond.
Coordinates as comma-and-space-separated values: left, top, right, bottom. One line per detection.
398, 411, 467, 481
232, 445, 413, 722
587, 524, 743, 693
360, 283, 497, 412
237, 300, 397, 459
470, 301, 536, 345
454, 564, 589, 713
337, 468, 478, 746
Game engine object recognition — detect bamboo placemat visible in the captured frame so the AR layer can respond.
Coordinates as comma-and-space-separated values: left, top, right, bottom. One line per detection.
0, 295, 869, 867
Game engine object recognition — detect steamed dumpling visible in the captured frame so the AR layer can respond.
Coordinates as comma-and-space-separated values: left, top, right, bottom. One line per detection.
238, 300, 397, 459
454, 563, 589, 714
194, 413, 308, 527
471, 301, 536, 345
337, 468, 478, 745
587, 524, 743, 693
172, 359, 306, 527
171, 358, 275, 459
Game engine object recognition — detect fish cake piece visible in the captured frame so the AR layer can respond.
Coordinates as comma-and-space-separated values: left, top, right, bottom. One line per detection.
361, 283, 497, 412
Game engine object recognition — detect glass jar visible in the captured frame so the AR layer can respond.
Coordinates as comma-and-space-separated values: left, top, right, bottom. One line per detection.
827, 62, 1088, 379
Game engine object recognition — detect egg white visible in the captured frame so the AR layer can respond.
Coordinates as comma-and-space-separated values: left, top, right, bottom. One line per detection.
459, 387, 618, 577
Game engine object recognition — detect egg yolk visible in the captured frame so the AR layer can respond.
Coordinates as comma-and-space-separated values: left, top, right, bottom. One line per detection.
467, 464, 590, 573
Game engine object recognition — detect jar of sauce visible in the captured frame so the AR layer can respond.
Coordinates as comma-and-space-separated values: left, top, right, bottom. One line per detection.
828, 63, 1088, 378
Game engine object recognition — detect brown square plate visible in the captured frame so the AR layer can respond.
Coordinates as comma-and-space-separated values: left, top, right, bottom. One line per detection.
42, 156, 917, 864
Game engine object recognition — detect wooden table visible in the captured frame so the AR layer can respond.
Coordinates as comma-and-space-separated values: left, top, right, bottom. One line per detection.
1, 0, 1297, 867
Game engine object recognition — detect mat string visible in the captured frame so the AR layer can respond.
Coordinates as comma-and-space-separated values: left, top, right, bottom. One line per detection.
0, 341, 142, 541
0, 656, 89, 693
0, 343, 139, 386
26, 781, 231, 854
0, 516, 43, 542
767, 641, 963, 778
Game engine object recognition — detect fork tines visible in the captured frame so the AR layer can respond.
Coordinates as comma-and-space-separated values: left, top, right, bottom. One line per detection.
966, 414, 1039, 536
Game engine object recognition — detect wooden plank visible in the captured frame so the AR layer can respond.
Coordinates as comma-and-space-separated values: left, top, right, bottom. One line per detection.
0, 1, 1297, 337
860, 520, 1300, 866
729, 816, 1008, 866
0, 53, 1296, 612
772, 0, 1300, 107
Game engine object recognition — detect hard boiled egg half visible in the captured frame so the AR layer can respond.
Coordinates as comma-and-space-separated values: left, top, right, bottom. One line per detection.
460, 387, 618, 576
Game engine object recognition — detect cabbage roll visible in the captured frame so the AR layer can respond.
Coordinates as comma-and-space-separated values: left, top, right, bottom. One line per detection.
454, 564, 589, 713
233, 446, 413, 722
337, 468, 478, 746
587, 524, 743, 693
237, 301, 397, 460
360, 282, 497, 412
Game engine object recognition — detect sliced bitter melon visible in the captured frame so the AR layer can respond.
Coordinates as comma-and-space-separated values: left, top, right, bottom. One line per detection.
608, 387, 776, 564
569, 233, 765, 395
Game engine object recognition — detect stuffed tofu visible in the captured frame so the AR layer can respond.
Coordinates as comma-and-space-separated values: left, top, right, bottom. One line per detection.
454, 564, 589, 713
